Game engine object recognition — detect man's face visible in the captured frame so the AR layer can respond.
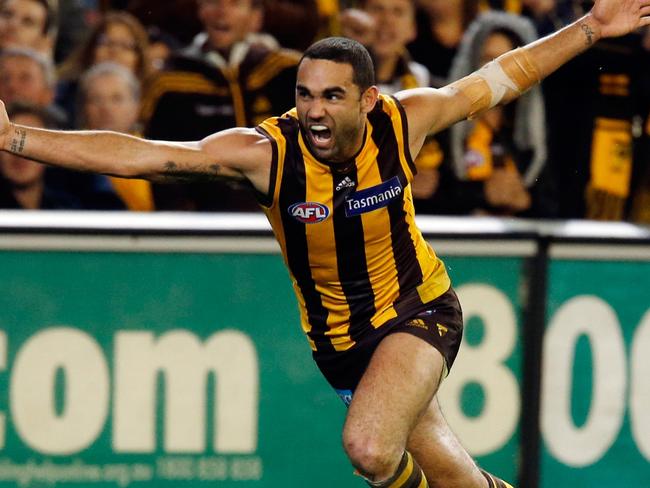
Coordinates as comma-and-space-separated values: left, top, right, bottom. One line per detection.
0, 55, 52, 106
0, 0, 48, 50
83, 73, 139, 133
197, 0, 261, 52
0, 112, 46, 188
296, 58, 376, 163
363, 0, 416, 58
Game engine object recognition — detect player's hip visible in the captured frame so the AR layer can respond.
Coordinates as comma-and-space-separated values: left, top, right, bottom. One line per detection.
312, 286, 464, 401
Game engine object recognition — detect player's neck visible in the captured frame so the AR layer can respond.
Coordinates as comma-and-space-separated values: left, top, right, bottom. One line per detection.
332, 123, 367, 164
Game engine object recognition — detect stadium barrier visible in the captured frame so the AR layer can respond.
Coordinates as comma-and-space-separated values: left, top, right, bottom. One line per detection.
0, 211, 647, 487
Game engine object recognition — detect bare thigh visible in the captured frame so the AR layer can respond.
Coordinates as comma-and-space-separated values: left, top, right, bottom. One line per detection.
407, 396, 487, 488
342, 332, 446, 477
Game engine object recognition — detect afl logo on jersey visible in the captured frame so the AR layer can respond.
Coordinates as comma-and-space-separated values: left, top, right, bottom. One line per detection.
288, 202, 330, 223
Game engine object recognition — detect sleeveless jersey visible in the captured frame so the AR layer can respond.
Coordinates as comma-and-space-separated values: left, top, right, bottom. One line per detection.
256, 94, 451, 354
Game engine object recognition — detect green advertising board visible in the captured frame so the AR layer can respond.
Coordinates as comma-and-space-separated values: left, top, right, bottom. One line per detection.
1, 219, 648, 488
0, 249, 351, 486
438, 253, 527, 484
0, 236, 531, 487
540, 244, 650, 487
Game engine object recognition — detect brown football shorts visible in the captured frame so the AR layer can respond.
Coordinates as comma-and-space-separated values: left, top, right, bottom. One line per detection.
313, 287, 464, 406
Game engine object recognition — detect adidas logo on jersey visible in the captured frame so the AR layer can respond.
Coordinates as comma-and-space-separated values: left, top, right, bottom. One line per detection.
335, 177, 355, 192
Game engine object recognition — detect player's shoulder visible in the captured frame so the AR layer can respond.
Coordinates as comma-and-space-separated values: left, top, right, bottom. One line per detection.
256, 108, 299, 136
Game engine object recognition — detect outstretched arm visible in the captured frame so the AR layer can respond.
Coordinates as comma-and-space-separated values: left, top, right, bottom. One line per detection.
397, 0, 650, 156
0, 101, 274, 193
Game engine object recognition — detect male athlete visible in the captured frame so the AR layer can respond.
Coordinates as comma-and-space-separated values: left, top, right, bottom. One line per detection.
1, 1, 648, 486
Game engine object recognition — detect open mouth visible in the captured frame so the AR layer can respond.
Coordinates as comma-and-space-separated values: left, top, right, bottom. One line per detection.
309, 124, 333, 149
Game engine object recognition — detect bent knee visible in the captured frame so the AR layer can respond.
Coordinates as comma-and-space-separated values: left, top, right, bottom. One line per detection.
342, 429, 402, 478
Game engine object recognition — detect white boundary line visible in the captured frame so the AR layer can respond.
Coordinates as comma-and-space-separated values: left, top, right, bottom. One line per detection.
0, 234, 281, 253
428, 239, 537, 257
0, 233, 538, 257
550, 244, 650, 261
1, 212, 646, 240
0, 211, 273, 232
0, 212, 647, 259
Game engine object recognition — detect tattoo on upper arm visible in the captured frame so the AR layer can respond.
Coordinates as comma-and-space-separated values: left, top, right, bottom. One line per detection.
581, 22, 595, 46
161, 161, 223, 182
9, 128, 27, 154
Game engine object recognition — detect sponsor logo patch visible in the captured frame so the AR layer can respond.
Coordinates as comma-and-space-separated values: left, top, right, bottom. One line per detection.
345, 176, 403, 217
288, 202, 330, 223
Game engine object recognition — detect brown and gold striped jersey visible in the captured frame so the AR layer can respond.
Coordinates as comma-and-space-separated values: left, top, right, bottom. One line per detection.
257, 94, 451, 354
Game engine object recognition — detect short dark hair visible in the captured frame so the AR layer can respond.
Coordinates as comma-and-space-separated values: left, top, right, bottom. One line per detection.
300, 37, 375, 92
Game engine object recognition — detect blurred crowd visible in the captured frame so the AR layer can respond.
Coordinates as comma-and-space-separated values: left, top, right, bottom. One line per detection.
0, 0, 648, 222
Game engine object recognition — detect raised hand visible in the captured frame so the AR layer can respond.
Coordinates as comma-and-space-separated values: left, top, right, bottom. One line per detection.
591, 0, 650, 38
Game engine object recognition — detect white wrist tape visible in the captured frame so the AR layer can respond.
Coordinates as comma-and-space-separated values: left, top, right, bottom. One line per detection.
451, 47, 541, 119
478, 61, 520, 107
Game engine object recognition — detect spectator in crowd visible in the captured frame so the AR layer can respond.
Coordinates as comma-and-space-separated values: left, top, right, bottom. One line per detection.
0, 0, 56, 54
141, 0, 300, 211
0, 47, 125, 210
340, 0, 429, 89
446, 11, 548, 216
116, 0, 330, 52
0, 102, 82, 209
57, 10, 151, 124
0, 47, 58, 110
489, 0, 650, 221
408, 0, 480, 84
342, 0, 444, 207
78, 62, 153, 210
543, 28, 648, 220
